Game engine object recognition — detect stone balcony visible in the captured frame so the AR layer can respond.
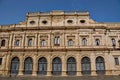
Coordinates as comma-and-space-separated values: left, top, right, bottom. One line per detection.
0, 45, 119, 52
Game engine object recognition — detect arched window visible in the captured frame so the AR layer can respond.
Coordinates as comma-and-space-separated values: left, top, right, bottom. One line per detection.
68, 39, 73, 46
24, 57, 33, 74
10, 57, 19, 75
38, 57, 47, 75
52, 57, 62, 75
54, 36, 60, 46
16, 40, 20, 46
28, 39, 32, 46
111, 38, 116, 46
41, 39, 46, 46
95, 39, 100, 46
96, 56, 105, 74
81, 57, 91, 75
82, 38, 87, 46
67, 57, 76, 75
1, 39, 6, 47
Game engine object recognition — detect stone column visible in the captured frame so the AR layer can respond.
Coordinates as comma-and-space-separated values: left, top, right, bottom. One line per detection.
91, 53, 97, 76
18, 55, 24, 76
76, 55, 82, 76
32, 54, 37, 76
62, 55, 67, 76
47, 56, 51, 76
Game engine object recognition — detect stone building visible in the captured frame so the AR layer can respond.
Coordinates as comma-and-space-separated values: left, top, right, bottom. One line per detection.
0, 11, 120, 79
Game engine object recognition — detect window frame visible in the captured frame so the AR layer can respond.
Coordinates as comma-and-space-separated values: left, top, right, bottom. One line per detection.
10, 57, 19, 75
96, 56, 105, 74
38, 57, 47, 75
54, 36, 60, 46
41, 39, 46, 47
111, 38, 116, 46
24, 57, 33, 74
95, 39, 100, 46
114, 57, 119, 65
15, 40, 20, 46
67, 57, 76, 75
52, 57, 62, 75
68, 39, 73, 46
82, 38, 87, 46
28, 39, 33, 46
1, 39, 6, 47
81, 57, 91, 75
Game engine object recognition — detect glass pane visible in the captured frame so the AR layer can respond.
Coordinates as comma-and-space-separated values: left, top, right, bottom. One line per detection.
52, 57, 61, 75
96, 57, 105, 74
10, 57, 19, 74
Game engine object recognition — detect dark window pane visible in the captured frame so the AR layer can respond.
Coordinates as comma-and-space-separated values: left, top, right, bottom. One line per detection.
81, 57, 91, 74
52, 57, 62, 75
96, 57, 105, 74
16, 40, 20, 46
114, 58, 119, 65
82, 38, 87, 46
1, 40, 5, 47
68, 39, 73, 46
111, 38, 116, 46
54, 36, 60, 46
67, 57, 76, 75
95, 39, 100, 46
38, 57, 47, 75
28, 39, 32, 46
24, 57, 33, 74
0, 58, 2, 65
10, 57, 19, 75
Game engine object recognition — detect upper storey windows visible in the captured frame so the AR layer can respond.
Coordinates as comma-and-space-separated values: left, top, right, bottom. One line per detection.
1, 39, 6, 47
82, 38, 87, 46
41, 39, 46, 47
54, 36, 60, 46
111, 38, 116, 46
15, 40, 20, 46
28, 39, 33, 46
95, 39, 100, 46
68, 39, 74, 46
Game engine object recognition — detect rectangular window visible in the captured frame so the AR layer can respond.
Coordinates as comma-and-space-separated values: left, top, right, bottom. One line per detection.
54, 36, 60, 46
114, 58, 119, 65
0, 58, 2, 65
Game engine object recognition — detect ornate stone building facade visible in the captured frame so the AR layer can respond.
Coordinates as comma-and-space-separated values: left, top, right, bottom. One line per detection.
0, 11, 120, 77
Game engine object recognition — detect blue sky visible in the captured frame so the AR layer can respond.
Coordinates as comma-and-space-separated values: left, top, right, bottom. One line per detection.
0, 0, 120, 25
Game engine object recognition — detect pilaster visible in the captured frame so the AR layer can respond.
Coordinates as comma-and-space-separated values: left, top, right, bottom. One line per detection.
47, 56, 51, 76
32, 54, 37, 76
62, 55, 67, 76
91, 53, 97, 76
18, 55, 24, 76
76, 55, 82, 76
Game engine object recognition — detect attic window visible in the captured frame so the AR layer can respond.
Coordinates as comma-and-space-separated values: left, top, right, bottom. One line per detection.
80, 20, 86, 23
42, 20, 48, 24
29, 20, 35, 25
67, 20, 73, 24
